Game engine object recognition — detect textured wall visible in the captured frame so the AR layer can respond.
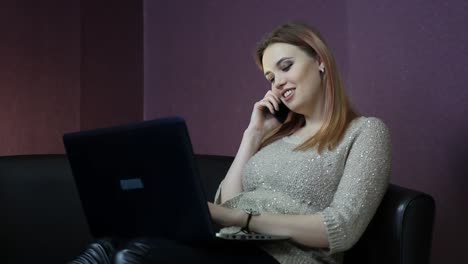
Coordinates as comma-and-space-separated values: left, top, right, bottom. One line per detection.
80, 0, 143, 130
0, 0, 81, 155
0, 0, 144, 155
347, 1, 468, 263
144, 0, 468, 262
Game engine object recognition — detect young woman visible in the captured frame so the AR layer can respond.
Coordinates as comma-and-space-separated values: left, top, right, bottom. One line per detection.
70, 22, 391, 264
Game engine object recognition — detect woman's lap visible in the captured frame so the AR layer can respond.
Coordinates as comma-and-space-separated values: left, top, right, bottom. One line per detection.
115, 238, 279, 264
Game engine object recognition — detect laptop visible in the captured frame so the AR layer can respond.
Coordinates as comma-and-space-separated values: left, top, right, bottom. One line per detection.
63, 117, 289, 243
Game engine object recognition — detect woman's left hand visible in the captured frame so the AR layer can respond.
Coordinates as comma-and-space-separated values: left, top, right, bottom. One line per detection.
207, 202, 246, 227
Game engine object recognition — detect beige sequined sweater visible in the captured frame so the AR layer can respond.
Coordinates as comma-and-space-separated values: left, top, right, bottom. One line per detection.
215, 117, 392, 264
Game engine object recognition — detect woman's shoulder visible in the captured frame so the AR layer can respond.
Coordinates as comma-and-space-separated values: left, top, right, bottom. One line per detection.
345, 116, 391, 147
349, 116, 390, 134
336, 116, 390, 147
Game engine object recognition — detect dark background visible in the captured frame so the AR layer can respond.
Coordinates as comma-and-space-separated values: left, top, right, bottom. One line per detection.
1, 1, 467, 263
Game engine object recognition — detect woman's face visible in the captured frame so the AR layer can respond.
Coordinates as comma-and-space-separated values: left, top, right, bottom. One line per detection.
262, 43, 323, 116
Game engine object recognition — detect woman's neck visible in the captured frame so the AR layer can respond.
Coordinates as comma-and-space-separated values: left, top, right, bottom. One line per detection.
294, 96, 326, 139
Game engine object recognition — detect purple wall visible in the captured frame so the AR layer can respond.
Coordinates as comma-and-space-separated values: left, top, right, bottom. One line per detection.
347, 1, 468, 262
80, 0, 144, 130
144, 0, 468, 262
0, 0, 143, 155
0, 0, 81, 155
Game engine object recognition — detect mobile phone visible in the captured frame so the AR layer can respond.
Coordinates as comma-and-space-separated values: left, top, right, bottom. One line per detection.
274, 102, 290, 123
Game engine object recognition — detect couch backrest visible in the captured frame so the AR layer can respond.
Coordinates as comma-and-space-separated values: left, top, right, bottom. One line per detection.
195, 155, 233, 202
0, 155, 92, 263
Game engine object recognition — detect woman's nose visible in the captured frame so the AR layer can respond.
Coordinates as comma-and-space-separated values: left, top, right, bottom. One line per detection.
274, 75, 286, 90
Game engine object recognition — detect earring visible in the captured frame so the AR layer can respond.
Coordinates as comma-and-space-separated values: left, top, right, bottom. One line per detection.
319, 63, 325, 73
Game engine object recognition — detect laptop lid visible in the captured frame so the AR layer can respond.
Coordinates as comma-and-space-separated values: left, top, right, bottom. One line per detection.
63, 117, 215, 243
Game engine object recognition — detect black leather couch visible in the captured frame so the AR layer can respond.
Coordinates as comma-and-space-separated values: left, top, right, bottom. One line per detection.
0, 154, 435, 264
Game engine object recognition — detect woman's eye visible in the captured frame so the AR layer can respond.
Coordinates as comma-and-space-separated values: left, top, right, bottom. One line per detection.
282, 63, 292, 71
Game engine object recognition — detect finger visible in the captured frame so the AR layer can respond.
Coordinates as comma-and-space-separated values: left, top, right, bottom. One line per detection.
260, 100, 275, 114
266, 90, 282, 104
264, 94, 280, 111
255, 99, 275, 114
255, 100, 270, 113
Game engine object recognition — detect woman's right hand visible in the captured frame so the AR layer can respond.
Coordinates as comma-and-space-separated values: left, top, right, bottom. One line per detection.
220, 91, 285, 203
247, 90, 285, 137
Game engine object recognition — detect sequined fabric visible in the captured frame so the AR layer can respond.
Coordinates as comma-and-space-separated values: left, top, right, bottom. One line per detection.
215, 117, 392, 264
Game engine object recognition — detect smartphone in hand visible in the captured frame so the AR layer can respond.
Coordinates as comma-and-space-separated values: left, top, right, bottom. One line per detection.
274, 102, 290, 123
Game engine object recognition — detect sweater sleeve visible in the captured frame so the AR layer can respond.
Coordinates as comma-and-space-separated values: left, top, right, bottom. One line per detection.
319, 117, 392, 254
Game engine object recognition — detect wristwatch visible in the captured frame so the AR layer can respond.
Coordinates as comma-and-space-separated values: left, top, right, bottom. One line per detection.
242, 208, 260, 233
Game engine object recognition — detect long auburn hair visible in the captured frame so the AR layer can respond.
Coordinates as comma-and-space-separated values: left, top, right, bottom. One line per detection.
255, 22, 359, 153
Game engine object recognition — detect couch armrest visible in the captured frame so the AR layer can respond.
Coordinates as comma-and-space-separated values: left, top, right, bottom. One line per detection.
344, 184, 436, 264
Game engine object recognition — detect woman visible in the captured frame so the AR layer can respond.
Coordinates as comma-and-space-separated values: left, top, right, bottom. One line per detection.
70, 22, 391, 264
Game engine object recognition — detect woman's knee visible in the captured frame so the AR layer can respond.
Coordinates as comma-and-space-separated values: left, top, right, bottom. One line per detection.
68, 238, 116, 264
114, 239, 153, 264
114, 238, 204, 264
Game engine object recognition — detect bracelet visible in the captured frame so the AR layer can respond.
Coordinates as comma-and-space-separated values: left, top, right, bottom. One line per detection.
242, 208, 260, 233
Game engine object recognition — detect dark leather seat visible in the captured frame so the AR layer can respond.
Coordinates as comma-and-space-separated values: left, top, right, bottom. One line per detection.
0, 154, 435, 263
0, 155, 92, 264
343, 184, 435, 264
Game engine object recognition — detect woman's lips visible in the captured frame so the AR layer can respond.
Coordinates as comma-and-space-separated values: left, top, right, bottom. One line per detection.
283, 88, 295, 102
